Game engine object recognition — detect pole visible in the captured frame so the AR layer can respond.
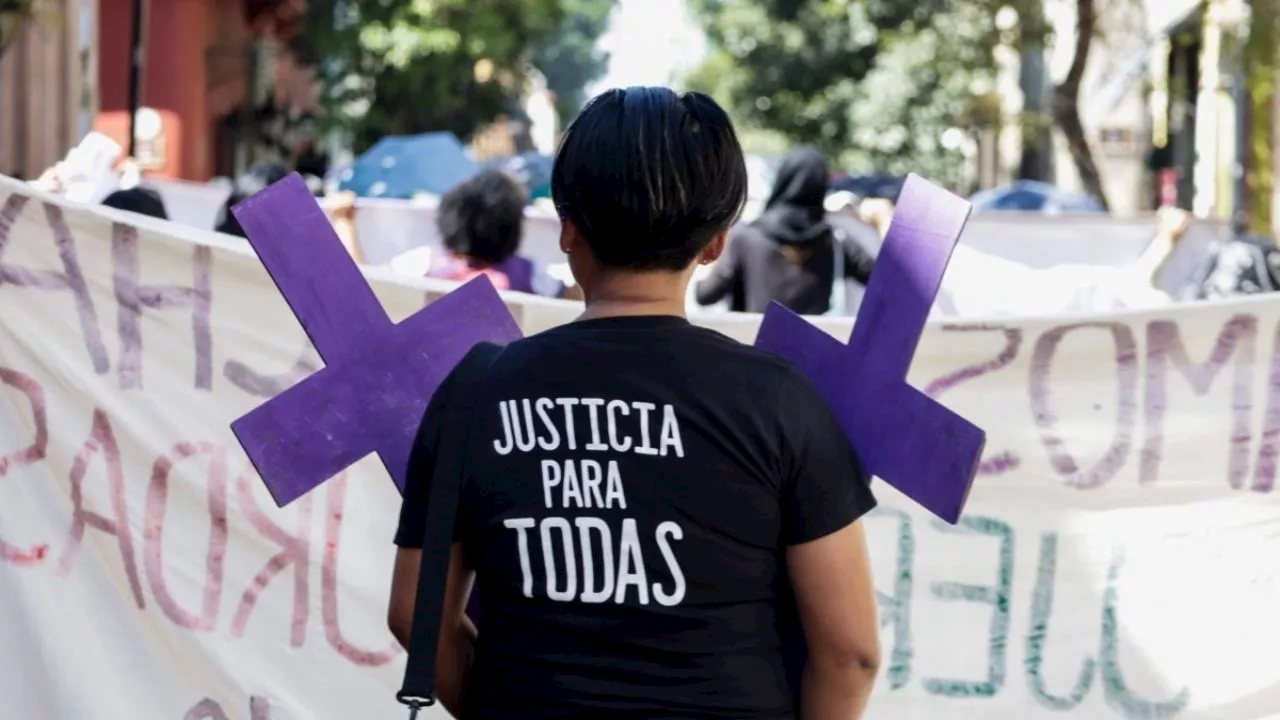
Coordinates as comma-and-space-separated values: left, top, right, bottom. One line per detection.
1232, 1, 1249, 231
1016, 0, 1052, 183
126, 0, 144, 158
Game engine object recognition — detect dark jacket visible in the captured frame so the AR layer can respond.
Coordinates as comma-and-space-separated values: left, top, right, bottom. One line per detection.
695, 146, 875, 314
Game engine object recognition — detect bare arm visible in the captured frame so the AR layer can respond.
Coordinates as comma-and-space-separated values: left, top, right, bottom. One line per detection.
857, 199, 895, 239
1131, 207, 1191, 288
329, 192, 366, 264
777, 369, 882, 718
332, 218, 366, 264
388, 544, 476, 715
788, 521, 881, 720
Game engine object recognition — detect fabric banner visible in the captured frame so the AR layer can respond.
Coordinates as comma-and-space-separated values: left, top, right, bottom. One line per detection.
0, 176, 1277, 719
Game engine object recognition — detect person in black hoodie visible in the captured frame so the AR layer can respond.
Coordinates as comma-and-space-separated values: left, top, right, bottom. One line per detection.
695, 145, 875, 314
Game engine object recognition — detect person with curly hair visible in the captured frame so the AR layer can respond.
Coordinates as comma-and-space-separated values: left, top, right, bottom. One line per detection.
426, 169, 566, 298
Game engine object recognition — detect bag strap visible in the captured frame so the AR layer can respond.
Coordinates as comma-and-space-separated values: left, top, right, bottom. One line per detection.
397, 341, 504, 716
827, 227, 847, 316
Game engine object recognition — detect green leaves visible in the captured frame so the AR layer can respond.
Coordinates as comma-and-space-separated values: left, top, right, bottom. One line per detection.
300, 0, 565, 148
687, 0, 1004, 184
0, 0, 46, 59
530, 0, 617, 121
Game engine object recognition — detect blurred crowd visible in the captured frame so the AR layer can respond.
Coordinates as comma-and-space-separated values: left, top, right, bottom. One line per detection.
18, 132, 1278, 318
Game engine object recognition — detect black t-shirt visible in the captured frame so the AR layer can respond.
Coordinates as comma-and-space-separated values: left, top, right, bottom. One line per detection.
395, 315, 876, 719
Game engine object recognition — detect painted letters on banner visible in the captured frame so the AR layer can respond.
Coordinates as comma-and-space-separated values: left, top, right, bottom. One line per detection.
0, 178, 1277, 719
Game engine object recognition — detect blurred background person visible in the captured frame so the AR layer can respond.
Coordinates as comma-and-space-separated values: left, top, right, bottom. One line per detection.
213, 162, 290, 238
422, 169, 568, 298
1180, 225, 1280, 299
695, 145, 875, 315
327, 190, 366, 264
101, 186, 170, 220
293, 137, 330, 185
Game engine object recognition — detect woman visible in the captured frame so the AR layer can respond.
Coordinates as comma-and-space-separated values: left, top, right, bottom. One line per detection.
389, 88, 880, 719
695, 145, 875, 315
426, 168, 565, 298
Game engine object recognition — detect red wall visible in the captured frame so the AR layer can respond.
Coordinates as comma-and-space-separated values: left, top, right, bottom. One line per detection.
96, 0, 233, 180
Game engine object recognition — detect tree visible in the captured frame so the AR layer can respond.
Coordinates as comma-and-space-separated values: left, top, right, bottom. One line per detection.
243, 0, 307, 35
686, 0, 1003, 185
531, 0, 617, 124
0, 0, 48, 61
296, 0, 564, 150
1051, 0, 1109, 210
1243, 0, 1278, 235
1009, 0, 1053, 181
685, 0, 883, 158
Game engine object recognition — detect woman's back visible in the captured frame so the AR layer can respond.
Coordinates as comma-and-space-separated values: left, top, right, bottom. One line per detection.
724, 224, 839, 314
397, 315, 873, 718
389, 87, 881, 720
695, 146, 874, 315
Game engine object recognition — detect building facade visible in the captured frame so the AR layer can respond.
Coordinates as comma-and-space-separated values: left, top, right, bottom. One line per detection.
0, 0, 314, 182
0, 0, 90, 179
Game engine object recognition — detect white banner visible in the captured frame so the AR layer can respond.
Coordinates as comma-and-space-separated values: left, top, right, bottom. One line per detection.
1, 176, 1278, 719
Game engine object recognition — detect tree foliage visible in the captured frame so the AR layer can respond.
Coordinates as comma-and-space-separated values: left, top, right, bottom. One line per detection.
297, 0, 564, 150
1244, 0, 1278, 234
685, 0, 882, 155
530, 0, 617, 123
1051, 0, 1108, 211
686, 0, 1006, 186
0, 0, 54, 61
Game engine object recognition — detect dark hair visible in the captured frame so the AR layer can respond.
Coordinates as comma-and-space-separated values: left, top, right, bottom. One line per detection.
215, 162, 290, 237
102, 187, 169, 220
551, 87, 748, 271
437, 169, 528, 265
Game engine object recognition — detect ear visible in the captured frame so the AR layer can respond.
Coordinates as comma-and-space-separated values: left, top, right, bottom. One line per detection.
559, 218, 581, 256
699, 230, 728, 265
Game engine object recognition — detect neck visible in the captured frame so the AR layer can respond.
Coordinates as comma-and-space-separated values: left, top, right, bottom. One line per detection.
577, 271, 690, 321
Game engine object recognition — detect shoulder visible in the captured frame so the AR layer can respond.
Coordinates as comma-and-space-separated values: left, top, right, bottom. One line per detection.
680, 327, 816, 411
692, 325, 799, 371
730, 223, 768, 246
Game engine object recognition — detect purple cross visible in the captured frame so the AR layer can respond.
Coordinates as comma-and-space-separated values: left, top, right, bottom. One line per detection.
228, 170, 984, 706
755, 174, 985, 523
228, 173, 521, 507
230, 172, 983, 525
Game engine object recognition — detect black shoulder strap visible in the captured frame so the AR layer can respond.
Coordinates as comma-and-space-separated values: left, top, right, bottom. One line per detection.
397, 341, 503, 715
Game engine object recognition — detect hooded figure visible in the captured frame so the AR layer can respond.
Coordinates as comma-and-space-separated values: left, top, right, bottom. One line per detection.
755, 145, 834, 247
695, 145, 875, 314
